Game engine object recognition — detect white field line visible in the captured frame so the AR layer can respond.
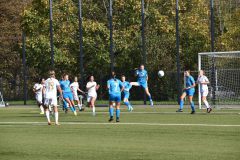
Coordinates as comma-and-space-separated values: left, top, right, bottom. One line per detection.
0, 122, 240, 127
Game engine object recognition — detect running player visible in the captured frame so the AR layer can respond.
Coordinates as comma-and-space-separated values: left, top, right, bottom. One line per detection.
121, 75, 133, 111
70, 77, 85, 111
33, 78, 45, 114
130, 64, 153, 106
60, 74, 77, 116
197, 70, 212, 113
86, 75, 100, 116
107, 72, 124, 122
43, 70, 62, 125
176, 70, 196, 114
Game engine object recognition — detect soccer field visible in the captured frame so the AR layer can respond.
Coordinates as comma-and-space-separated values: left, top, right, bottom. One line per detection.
0, 106, 240, 160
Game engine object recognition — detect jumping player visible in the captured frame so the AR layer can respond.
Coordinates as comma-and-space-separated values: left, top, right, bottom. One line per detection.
130, 64, 153, 106
107, 72, 124, 122
33, 78, 45, 114
43, 70, 62, 125
60, 74, 77, 116
86, 75, 100, 116
70, 77, 85, 111
121, 75, 133, 111
197, 70, 212, 113
176, 70, 196, 114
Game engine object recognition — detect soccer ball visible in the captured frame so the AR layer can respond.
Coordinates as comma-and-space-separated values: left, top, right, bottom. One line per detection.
158, 70, 164, 78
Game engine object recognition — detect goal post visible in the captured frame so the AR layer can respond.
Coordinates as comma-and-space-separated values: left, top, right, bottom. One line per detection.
198, 51, 240, 109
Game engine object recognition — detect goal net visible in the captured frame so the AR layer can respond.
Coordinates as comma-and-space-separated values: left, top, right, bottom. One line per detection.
198, 51, 240, 109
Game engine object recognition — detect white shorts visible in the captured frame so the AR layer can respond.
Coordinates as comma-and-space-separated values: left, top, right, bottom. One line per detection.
44, 97, 58, 107
201, 90, 209, 97
35, 95, 43, 104
73, 92, 79, 101
87, 95, 97, 103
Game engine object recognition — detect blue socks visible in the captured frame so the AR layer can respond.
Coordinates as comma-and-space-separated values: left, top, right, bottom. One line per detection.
70, 106, 76, 112
109, 107, 120, 118
109, 107, 114, 117
124, 101, 132, 110
180, 100, 184, 110
190, 101, 195, 111
148, 95, 152, 101
116, 109, 120, 118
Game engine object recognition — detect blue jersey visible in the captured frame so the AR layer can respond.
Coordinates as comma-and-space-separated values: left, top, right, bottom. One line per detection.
185, 76, 195, 91
136, 69, 148, 83
107, 78, 123, 95
122, 81, 132, 93
60, 80, 71, 93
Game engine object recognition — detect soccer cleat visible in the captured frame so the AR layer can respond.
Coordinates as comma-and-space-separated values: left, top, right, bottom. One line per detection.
116, 118, 120, 123
150, 100, 154, 107
74, 111, 77, 116
108, 116, 114, 122
176, 109, 183, 112
48, 122, 51, 125
207, 108, 212, 113
55, 123, 60, 126
190, 111, 195, 114
40, 112, 44, 115
129, 107, 134, 112
79, 108, 85, 112
92, 112, 96, 116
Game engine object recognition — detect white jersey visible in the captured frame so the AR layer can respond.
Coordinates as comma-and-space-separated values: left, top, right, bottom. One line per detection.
86, 81, 97, 97
197, 75, 209, 92
44, 78, 60, 99
33, 83, 43, 97
70, 82, 79, 94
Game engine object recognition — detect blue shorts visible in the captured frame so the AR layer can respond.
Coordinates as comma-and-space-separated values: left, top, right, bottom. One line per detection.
137, 81, 148, 89
185, 89, 195, 96
63, 92, 73, 100
109, 94, 121, 102
123, 92, 130, 99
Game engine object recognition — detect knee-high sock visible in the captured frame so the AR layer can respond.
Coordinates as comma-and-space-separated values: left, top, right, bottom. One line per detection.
124, 101, 131, 109
180, 100, 184, 110
109, 107, 114, 117
203, 100, 210, 108
55, 112, 58, 124
148, 94, 152, 101
116, 109, 120, 118
92, 105, 95, 113
70, 106, 75, 112
190, 101, 195, 111
40, 105, 44, 113
63, 100, 68, 109
45, 110, 50, 122
78, 104, 82, 110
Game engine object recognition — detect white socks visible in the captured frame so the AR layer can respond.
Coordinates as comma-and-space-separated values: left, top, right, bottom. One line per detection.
203, 100, 210, 108
78, 104, 82, 110
40, 105, 44, 113
55, 112, 59, 124
45, 110, 50, 123
92, 106, 95, 113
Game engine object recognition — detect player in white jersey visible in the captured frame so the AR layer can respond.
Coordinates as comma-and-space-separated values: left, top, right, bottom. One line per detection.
86, 75, 100, 116
197, 70, 212, 113
33, 78, 45, 114
70, 77, 85, 111
43, 70, 63, 125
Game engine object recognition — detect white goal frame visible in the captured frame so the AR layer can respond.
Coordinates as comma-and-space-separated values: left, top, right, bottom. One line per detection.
198, 51, 240, 109
0, 91, 5, 107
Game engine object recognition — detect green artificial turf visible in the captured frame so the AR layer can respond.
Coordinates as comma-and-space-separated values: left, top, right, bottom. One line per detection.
0, 106, 240, 160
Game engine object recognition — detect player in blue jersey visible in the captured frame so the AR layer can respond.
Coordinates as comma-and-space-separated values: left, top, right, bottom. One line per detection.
107, 72, 124, 122
130, 64, 153, 106
121, 75, 133, 112
60, 74, 77, 116
176, 70, 196, 114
